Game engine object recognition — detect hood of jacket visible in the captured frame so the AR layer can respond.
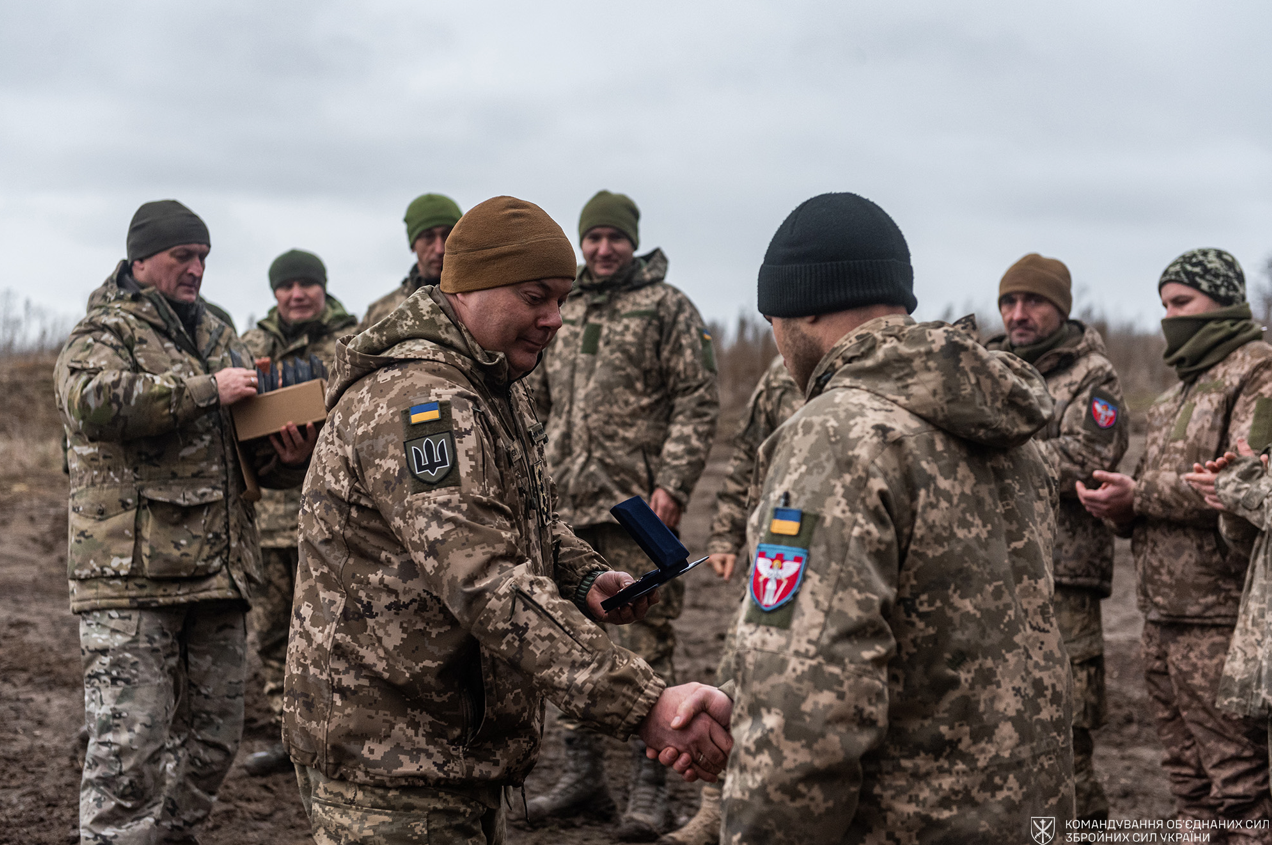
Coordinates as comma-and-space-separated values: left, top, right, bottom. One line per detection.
810, 314, 1054, 448
254, 295, 356, 344
575, 248, 668, 294
327, 284, 515, 410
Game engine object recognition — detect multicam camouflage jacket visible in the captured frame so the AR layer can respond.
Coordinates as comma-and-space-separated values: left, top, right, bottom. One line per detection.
720, 315, 1074, 844
355, 263, 426, 333
987, 322, 1128, 596
55, 262, 304, 614
1213, 457, 1272, 717
283, 285, 665, 789
241, 297, 356, 547
705, 355, 802, 557
526, 250, 719, 527
1125, 338, 1272, 624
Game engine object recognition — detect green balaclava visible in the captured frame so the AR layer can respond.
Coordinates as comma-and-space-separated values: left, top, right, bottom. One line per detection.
404, 193, 463, 247
126, 199, 210, 262
578, 190, 640, 248
269, 249, 327, 290
1158, 249, 1260, 381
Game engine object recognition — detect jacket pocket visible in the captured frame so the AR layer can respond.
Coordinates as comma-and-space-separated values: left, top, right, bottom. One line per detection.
68, 486, 138, 579
136, 483, 229, 579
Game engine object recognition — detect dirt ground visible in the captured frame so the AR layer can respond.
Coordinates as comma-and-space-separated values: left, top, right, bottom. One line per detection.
0, 356, 1177, 844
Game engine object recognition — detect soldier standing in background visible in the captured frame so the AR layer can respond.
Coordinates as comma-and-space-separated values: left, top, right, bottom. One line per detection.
985, 253, 1127, 821
1079, 249, 1272, 838
239, 249, 356, 776
716, 192, 1074, 843
525, 190, 720, 839
55, 200, 317, 843
660, 354, 801, 845
356, 192, 462, 332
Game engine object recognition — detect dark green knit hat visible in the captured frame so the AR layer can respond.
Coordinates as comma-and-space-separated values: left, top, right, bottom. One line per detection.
268, 249, 327, 290
1158, 248, 1246, 306
758, 192, 916, 318
126, 200, 210, 262
404, 193, 462, 246
578, 190, 640, 248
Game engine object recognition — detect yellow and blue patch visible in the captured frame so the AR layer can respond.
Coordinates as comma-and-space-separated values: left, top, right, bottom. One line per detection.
409, 402, 441, 424
769, 507, 802, 536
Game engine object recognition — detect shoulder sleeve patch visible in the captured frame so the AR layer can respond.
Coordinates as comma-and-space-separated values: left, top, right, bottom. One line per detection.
1083, 387, 1122, 438
402, 401, 460, 492
1247, 397, 1272, 453
700, 328, 717, 373
744, 508, 819, 629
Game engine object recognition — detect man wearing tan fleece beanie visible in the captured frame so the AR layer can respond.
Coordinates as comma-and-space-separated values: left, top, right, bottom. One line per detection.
283, 195, 736, 845
986, 253, 1128, 821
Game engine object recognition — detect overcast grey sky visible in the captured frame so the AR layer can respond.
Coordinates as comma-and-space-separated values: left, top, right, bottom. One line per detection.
2, 0, 1269, 335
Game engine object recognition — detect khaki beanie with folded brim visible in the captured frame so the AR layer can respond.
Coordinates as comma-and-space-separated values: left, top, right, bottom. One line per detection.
440, 196, 578, 293
998, 253, 1073, 317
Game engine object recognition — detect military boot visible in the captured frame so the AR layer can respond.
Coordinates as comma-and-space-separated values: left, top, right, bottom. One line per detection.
524, 729, 616, 824
656, 783, 720, 845
243, 741, 292, 776
617, 741, 676, 841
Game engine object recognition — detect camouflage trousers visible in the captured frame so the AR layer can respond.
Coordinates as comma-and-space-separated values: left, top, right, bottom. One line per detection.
1055, 585, 1110, 821
249, 545, 299, 724
79, 601, 247, 844
296, 766, 505, 844
561, 523, 683, 733
1143, 621, 1272, 841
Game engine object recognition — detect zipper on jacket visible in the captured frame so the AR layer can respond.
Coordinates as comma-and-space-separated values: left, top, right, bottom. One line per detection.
512, 587, 587, 650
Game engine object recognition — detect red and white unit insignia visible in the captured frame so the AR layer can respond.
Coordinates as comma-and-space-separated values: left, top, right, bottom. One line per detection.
749, 543, 808, 612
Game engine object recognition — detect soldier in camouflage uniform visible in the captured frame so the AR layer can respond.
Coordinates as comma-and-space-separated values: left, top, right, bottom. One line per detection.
239, 249, 356, 776
356, 193, 463, 332
985, 253, 1128, 821
524, 190, 720, 839
283, 196, 734, 845
716, 193, 1074, 844
1078, 248, 1272, 838
658, 354, 802, 845
56, 200, 317, 844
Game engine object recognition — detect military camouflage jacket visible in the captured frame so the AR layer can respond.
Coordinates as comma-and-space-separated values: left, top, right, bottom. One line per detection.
55, 262, 303, 614
705, 355, 802, 556
527, 250, 719, 527
720, 315, 1074, 844
283, 285, 665, 789
241, 297, 356, 547
356, 264, 426, 334
987, 322, 1128, 596
1126, 338, 1272, 624
1213, 458, 1272, 716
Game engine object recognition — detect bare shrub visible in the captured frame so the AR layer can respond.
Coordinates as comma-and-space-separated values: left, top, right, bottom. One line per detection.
0, 290, 73, 357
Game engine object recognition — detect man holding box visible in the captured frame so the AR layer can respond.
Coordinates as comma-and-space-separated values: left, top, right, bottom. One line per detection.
239, 248, 355, 776
55, 200, 318, 844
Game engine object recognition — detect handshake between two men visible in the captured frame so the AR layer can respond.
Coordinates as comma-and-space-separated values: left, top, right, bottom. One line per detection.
586, 570, 735, 783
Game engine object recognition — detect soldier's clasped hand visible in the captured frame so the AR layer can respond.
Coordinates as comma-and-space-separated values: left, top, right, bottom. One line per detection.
637, 682, 733, 783
215, 367, 260, 406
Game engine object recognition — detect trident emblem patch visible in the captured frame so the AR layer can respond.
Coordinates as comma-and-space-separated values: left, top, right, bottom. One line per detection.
1031, 817, 1056, 844
405, 432, 455, 485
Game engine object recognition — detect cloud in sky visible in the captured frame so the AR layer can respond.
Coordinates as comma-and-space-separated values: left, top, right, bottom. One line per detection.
1, 0, 1269, 334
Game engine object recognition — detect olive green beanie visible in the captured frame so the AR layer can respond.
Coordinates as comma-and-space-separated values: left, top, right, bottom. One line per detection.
440, 196, 577, 294
126, 200, 210, 262
999, 253, 1073, 317
268, 249, 327, 290
578, 190, 639, 248
404, 193, 463, 247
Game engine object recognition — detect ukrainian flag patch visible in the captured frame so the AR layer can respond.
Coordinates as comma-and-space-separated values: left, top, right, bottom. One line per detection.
770, 507, 802, 536
409, 401, 441, 424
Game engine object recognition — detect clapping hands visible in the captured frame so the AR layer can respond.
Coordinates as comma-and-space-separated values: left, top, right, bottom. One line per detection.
637, 683, 734, 783
1183, 437, 1267, 512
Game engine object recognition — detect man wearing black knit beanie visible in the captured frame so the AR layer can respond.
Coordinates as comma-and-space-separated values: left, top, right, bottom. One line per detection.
715, 193, 1074, 842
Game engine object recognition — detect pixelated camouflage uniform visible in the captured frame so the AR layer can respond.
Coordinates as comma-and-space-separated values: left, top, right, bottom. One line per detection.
240, 296, 355, 723
720, 315, 1075, 844
705, 355, 803, 559
356, 263, 427, 334
988, 321, 1128, 819
283, 285, 666, 840
526, 249, 719, 685
1122, 335, 1272, 832
55, 261, 304, 844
